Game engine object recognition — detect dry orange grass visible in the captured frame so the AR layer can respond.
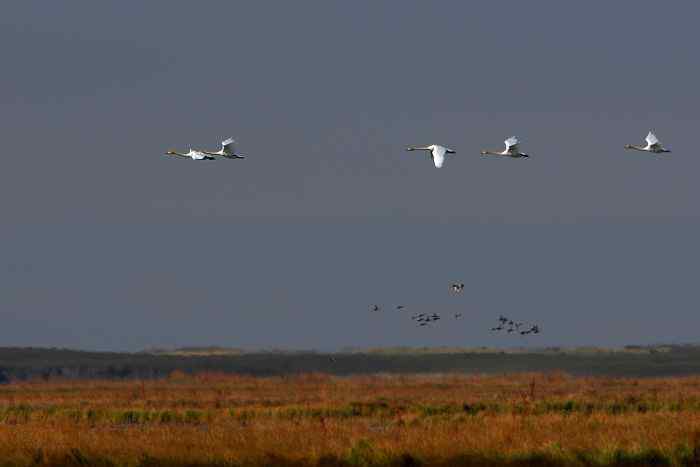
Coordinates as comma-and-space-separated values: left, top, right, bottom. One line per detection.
1, 372, 700, 466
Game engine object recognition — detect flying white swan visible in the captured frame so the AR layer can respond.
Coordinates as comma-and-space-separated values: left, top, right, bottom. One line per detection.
481, 136, 530, 158
200, 137, 245, 159
405, 144, 455, 168
165, 149, 214, 160
624, 131, 671, 154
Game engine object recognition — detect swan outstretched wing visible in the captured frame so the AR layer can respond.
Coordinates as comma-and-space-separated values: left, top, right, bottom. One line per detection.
504, 136, 519, 152
645, 131, 660, 149
221, 138, 236, 156
431, 146, 446, 168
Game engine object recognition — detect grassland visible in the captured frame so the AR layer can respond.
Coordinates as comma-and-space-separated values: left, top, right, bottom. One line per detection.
3, 373, 700, 466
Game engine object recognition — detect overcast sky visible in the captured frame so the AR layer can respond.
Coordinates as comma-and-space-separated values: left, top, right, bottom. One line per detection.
2, 1, 700, 351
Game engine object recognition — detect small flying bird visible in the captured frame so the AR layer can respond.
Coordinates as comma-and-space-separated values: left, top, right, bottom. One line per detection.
521, 325, 540, 335
454, 313, 463, 319
199, 137, 246, 159
491, 325, 504, 332
481, 136, 530, 158
451, 283, 465, 293
624, 131, 671, 154
396, 305, 406, 311
371, 305, 380, 312
406, 144, 456, 168
165, 149, 215, 160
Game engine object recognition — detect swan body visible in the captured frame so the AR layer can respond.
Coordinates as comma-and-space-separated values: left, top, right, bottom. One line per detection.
165, 149, 214, 160
624, 131, 671, 153
200, 137, 245, 159
481, 136, 530, 158
406, 144, 456, 168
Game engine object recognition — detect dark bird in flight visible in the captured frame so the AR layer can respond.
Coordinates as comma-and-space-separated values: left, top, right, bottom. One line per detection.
520, 325, 541, 335
451, 283, 465, 293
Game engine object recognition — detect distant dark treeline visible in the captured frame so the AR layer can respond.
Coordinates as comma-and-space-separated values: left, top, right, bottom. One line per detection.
1, 346, 700, 382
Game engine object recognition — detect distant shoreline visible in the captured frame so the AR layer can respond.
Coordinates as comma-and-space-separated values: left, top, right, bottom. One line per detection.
0, 344, 699, 381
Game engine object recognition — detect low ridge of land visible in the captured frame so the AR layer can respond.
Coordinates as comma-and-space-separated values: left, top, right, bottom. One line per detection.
0, 344, 698, 382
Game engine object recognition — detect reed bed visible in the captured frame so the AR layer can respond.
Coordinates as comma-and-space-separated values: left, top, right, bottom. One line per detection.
1, 372, 700, 466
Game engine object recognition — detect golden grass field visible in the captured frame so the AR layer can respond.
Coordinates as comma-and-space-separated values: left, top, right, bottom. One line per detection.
2, 372, 700, 466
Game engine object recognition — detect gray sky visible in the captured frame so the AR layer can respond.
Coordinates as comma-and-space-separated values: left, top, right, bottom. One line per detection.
2, 1, 700, 351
